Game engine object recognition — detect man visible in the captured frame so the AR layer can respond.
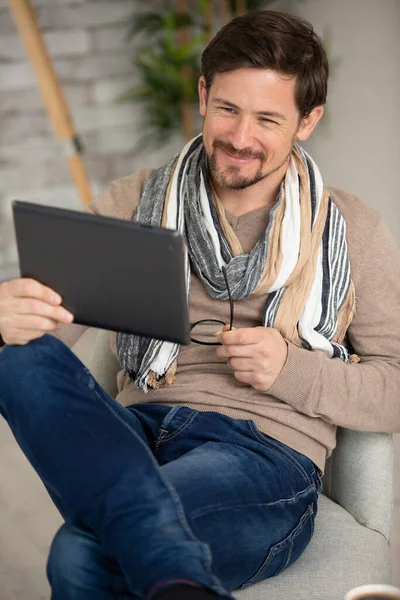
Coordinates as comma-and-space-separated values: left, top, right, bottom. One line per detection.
0, 9, 399, 600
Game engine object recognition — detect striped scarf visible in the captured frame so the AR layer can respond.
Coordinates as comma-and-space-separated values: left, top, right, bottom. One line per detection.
117, 135, 356, 392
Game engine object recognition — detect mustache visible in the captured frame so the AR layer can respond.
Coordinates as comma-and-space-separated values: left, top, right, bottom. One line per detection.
212, 139, 266, 161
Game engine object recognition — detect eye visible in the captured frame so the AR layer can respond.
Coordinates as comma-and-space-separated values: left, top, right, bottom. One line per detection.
259, 117, 278, 125
219, 106, 236, 114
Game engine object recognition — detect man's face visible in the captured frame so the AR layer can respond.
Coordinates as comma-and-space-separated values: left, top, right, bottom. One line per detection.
199, 68, 317, 191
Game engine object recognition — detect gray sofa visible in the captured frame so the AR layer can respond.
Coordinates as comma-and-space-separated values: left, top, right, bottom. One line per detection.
73, 329, 394, 600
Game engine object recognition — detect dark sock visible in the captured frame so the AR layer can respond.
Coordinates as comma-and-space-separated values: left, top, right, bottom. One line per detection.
155, 584, 230, 600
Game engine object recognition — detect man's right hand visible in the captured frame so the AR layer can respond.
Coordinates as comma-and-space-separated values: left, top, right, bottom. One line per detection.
0, 278, 74, 346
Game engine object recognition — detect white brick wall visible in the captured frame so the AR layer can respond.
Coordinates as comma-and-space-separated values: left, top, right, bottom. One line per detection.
74, 103, 139, 133
0, 84, 92, 113
0, 11, 16, 34
53, 53, 134, 81
0, 30, 91, 60
0, 62, 36, 91
0, 0, 184, 280
92, 76, 136, 104
92, 26, 128, 52
36, 2, 135, 29
1, 114, 52, 144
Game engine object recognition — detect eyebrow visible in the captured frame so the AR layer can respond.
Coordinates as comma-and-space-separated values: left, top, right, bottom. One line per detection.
212, 97, 287, 122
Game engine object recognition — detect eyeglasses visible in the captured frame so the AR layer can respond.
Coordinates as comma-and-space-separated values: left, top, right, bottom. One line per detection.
190, 266, 234, 346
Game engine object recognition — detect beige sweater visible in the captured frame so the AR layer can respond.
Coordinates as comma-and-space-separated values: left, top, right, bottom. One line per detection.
53, 169, 400, 471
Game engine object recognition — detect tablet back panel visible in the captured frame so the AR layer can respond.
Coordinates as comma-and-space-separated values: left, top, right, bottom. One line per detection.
13, 201, 190, 345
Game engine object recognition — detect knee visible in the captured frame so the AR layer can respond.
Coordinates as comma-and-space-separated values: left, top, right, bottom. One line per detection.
47, 524, 73, 588
47, 523, 124, 598
0, 334, 77, 391
0, 334, 80, 417
47, 523, 95, 594
0, 334, 60, 378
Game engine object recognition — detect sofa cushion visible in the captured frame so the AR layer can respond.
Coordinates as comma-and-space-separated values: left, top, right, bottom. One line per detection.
234, 494, 391, 600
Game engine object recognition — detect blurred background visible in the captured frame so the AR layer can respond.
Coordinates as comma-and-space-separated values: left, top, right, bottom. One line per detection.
0, 0, 399, 597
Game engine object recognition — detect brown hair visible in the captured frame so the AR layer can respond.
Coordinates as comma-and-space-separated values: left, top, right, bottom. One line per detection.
201, 10, 329, 117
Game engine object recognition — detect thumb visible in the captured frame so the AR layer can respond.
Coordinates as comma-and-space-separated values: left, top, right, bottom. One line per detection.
214, 323, 235, 338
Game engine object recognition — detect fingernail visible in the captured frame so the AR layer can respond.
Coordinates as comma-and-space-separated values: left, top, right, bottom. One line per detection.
51, 294, 61, 304
63, 312, 73, 322
214, 329, 223, 336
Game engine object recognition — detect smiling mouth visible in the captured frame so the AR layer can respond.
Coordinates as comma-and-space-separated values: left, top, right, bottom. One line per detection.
222, 149, 258, 164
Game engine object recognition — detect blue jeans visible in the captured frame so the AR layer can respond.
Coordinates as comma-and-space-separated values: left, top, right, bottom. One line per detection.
0, 335, 322, 599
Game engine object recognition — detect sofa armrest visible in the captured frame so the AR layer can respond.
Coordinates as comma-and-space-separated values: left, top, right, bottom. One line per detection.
324, 428, 393, 541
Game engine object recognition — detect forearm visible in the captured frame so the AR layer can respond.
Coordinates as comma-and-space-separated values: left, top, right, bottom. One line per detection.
269, 342, 400, 431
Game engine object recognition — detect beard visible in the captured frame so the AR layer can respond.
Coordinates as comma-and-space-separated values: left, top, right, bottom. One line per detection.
207, 138, 292, 191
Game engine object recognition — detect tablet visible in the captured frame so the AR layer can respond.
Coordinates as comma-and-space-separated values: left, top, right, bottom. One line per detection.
12, 201, 190, 345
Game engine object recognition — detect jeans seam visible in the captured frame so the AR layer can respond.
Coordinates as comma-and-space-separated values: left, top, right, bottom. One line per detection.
154, 406, 181, 452
248, 420, 312, 486
189, 485, 316, 521
155, 430, 167, 454
278, 504, 314, 571
240, 503, 314, 588
157, 411, 198, 444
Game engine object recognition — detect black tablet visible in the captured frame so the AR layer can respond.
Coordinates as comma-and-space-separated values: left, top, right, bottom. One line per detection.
12, 201, 190, 345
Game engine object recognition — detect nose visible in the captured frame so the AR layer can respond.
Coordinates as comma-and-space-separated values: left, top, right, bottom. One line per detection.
229, 116, 254, 151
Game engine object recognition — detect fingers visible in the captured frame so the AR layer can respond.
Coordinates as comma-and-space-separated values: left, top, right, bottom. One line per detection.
215, 342, 256, 359
1, 322, 60, 346
0, 314, 62, 345
0, 278, 73, 323
6, 278, 62, 305
218, 327, 264, 347
232, 370, 253, 384
13, 298, 73, 323
216, 327, 277, 359
226, 357, 254, 371
3, 329, 49, 346
13, 315, 62, 332
215, 326, 287, 392
0, 278, 73, 346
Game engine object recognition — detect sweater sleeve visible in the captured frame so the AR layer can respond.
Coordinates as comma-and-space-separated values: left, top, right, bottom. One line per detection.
268, 217, 400, 432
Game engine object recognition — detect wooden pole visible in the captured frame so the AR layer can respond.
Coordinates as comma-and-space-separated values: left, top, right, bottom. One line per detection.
8, 0, 92, 206
176, 0, 194, 141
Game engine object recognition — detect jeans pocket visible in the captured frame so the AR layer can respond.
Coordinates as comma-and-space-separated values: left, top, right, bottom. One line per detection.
238, 503, 315, 589
247, 421, 314, 488
155, 406, 198, 453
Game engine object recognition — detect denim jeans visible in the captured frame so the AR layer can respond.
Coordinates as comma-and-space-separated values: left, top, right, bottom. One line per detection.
0, 334, 322, 600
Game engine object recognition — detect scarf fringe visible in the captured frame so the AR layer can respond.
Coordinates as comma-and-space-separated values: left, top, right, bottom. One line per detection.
147, 361, 177, 389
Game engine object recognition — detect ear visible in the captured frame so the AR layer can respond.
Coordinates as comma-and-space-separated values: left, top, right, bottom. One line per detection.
296, 106, 324, 141
198, 76, 207, 116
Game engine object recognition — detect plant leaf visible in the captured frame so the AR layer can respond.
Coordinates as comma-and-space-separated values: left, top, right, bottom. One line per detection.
125, 12, 164, 41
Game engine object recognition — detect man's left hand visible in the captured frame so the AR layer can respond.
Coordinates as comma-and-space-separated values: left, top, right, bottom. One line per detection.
215, 326, 288, 391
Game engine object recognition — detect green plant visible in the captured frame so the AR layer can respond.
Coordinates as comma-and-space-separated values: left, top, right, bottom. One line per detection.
119, 1, 267, 149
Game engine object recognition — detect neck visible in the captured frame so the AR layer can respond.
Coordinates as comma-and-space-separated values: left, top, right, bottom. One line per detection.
210, 161, 288, 217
